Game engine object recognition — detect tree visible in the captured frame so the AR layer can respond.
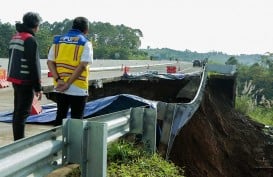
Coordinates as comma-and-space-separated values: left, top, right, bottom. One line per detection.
237, 62, 273, 106
0, 19, 147, 59
0, 22, 15, 57
261, 53, 273, 71
89, 22, 145, 59
225, 56, 238, 65
36, 28, 54, 59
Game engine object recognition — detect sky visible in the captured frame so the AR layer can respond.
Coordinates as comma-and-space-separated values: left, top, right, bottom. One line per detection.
1, 0, 273, 55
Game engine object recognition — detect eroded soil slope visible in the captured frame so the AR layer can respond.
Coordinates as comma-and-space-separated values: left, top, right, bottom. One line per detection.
170, 77, 273, 177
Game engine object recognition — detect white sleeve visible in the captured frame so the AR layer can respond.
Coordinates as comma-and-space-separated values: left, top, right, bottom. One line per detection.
81, 41, 93, 63
47, 45, 55, 61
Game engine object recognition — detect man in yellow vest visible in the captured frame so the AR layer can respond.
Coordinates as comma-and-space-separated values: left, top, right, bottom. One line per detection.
47, 16, 93, 126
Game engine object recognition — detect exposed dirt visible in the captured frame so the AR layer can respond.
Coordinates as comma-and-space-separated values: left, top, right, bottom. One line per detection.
169, 77, 273, 177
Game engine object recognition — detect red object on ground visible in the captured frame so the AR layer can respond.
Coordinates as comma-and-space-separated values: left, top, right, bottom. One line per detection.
31, 96, 42, 115
166, 66, 177, 73
0, 80, 9, 88
123, 66, 130, 75
48, 71, 53, 77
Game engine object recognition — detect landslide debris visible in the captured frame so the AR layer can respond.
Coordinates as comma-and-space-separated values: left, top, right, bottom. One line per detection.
170, 77, 273, 177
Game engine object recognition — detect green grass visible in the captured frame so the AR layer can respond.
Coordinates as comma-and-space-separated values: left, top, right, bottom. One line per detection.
236, 96, 273, 126
66, 139, 184, 177
107, 140, 184, 177
248, 107, 273, 126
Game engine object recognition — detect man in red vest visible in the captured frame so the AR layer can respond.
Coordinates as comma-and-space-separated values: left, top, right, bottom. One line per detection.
7, 12, 42, 141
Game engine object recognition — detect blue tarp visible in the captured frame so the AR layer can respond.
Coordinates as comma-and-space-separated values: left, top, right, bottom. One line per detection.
0, 94, 157, 123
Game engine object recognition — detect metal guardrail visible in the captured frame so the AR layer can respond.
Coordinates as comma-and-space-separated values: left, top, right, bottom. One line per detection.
0, 126, 62, 177
156, 66, 208, 159
157, 64, 237, 159
207, 64, 237, 75
62, 107, 157, 177
0, 107, 156, 177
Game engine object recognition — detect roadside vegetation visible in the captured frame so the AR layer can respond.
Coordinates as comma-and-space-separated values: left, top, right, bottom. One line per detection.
227, 55, 273, 126
67, 139, 184, 177
236, 96, 273, 126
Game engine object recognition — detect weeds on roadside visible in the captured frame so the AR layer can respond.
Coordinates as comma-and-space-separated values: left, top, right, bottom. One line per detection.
236, 79, 273, 126
66, 139, 184, 177
107, 140, 184, 177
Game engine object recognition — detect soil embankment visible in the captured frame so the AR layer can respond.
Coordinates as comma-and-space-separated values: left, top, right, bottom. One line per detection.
170, 77, 273, 177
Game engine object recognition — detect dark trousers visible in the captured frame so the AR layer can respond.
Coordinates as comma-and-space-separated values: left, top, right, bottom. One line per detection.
12, 84, 34, 141
55, 93, 88, 126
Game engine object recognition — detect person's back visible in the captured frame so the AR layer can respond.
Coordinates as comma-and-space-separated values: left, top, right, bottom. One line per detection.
52, 29, 90, 92
8, 13, 41, 88
7, 12, 42, 141
47, 17, 93, 126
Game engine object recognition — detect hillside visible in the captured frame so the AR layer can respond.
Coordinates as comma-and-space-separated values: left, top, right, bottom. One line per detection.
142, 48, 261, 65
169, 76, 273, 177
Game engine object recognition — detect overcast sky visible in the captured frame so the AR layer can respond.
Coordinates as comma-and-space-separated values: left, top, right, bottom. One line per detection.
1, 0, 273, 55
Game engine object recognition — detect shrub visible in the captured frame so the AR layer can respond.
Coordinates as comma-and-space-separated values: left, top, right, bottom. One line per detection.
235, 95, 255, 114
107, 140, 184, 177
235, 95, 273, 126
66, 140, 184, 177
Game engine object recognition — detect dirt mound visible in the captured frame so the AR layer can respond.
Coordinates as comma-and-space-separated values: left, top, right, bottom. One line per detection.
170, 77, 273, 177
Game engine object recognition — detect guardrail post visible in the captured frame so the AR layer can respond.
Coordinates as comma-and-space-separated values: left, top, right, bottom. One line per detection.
85, 121, 108, 177
130, 107, 157, 153
130, 107, 144, 134
63, 118, 108, 177
157, 103, 176, 157
142, 108, 157, 153
62, 119, 84, 164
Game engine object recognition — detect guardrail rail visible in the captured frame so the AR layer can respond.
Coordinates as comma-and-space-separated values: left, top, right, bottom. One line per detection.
0, 107, 156, 177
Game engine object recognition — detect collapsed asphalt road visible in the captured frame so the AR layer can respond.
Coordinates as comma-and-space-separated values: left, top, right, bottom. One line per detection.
170, 76, 273, 177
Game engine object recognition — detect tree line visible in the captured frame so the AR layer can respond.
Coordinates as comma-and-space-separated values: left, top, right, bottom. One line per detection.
226, 55, 273, 107
0, 18, 266, 63
0, 19, 149, 60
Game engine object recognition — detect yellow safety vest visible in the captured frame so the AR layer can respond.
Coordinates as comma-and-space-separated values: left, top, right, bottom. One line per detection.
52, 30, 90, 89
